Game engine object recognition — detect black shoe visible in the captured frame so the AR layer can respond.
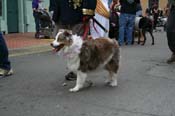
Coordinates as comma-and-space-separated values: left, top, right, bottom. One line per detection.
167, 53, 175, 64
35, 32, 40, 38
65, 72, 77, 81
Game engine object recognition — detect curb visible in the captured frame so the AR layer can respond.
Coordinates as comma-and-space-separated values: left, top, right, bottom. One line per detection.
9, 45, 52, 57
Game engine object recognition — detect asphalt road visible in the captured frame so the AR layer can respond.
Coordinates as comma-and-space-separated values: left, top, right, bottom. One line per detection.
0, 31, 175, 116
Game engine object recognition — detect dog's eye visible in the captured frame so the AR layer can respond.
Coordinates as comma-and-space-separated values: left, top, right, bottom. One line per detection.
59, 37, 66, 42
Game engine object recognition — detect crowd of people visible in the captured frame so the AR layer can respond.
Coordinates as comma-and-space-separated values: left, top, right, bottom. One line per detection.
46, 0, 175, 80
0, 0, 175, 78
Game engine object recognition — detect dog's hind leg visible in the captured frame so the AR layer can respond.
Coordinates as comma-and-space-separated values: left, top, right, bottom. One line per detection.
131, 30, 135, 45
141, 29, 146, 45
105, 71, 112, 85
69, 71, 87, 92
110, 72, 118, 87
106, 71, 118, 87
149, 30, 155, 45
138, 30, 141, 44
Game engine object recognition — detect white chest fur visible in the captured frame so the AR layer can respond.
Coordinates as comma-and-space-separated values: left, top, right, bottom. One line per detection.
67, 55, 80, 72
62, 35, 83, 72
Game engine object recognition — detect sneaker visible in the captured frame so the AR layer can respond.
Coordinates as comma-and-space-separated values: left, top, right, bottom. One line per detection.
0, 68, 13, 77
167, 53, 175, 64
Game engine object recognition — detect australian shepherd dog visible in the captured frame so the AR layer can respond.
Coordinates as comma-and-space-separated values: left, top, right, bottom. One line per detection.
51, 30, 120, 92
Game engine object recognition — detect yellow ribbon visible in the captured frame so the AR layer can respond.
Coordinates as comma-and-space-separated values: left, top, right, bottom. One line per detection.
95, 0, 110, 19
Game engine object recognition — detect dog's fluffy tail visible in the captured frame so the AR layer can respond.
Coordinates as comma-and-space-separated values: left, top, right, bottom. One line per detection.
111, 39, 120, 65
112, 39, 119, 46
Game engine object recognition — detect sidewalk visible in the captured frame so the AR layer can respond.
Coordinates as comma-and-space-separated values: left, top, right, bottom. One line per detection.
4, 32, 53, 57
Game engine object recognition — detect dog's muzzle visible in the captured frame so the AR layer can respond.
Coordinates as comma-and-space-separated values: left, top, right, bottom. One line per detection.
50, 42, 65, 52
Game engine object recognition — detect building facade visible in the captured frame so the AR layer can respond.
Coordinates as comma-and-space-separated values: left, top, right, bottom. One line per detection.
0, 0, 169, 34
0, 0, 49, 34
141, 0, 168, 15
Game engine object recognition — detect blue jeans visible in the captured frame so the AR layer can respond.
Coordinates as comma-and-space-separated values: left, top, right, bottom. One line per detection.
119, 13, 135, 45
33, 11, 40, 33
0, 33, 11, 70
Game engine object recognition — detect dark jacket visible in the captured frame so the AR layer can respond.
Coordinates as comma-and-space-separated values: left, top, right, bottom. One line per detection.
52, 0, 96, 24
120, 0, 140, 15
167, 2, 175, 32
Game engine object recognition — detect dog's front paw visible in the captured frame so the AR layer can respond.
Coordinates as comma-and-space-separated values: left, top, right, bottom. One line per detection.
141, 43, 145, 46
105, 79, 111, 85
69, 87, 80, 92
109, 81, 118, 87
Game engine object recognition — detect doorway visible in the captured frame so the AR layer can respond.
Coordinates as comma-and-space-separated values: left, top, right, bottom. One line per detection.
7, 0, 19, 33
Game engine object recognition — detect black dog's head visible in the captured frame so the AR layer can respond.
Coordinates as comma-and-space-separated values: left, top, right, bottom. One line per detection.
139, 17, 153, 30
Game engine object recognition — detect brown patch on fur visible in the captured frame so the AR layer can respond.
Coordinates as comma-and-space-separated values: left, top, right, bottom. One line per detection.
57, 31, 73, 46
79, 38, 120, 72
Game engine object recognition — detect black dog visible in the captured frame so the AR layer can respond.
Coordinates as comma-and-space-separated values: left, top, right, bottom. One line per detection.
133, 16, 154, 45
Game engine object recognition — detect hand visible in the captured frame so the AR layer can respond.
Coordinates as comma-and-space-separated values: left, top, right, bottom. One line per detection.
111, 23, 116, 27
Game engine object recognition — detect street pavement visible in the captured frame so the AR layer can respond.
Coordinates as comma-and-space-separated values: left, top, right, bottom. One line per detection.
0, 31, 175, 116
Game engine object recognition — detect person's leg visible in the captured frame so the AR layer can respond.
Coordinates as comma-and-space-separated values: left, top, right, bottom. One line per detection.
118, 13, 127, 45
33, 12, 40, 38
115, 15, 119, 40
167, 32, 175, 63
153, 14, 158, 29
72, 23, 85, 36
0, 33, 13, 76
52, 23, 59, 38
167, 32, 175, 52
126, 14, 135, 45
166, 8, 175, 63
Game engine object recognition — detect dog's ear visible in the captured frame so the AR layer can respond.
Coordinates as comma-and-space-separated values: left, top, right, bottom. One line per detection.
63, 30, 72, 37
65, 31, 70, 35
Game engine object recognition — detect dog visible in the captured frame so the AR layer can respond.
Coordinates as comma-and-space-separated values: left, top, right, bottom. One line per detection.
51, 30, 120, 92
133, 16, 154, 45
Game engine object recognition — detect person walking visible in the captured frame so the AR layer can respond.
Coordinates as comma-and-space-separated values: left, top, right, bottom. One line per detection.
49, 0, 60, 38
118, 0, 140, 45
32, 0, 42, 38
0, 33, 13, 77
166, 0, 175, 63
152, 4, 159, 30
109, 0, 120, 40
50, 0, 97, 80
90, 0, 110, 39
